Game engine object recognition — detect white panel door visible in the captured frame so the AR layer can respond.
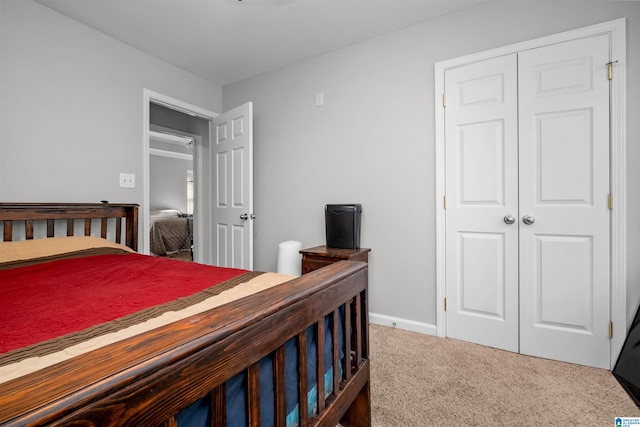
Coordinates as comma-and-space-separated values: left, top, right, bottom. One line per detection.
518, 35, 610, 368
444, 35, 611, 368
212, 102, 253, 270
444, 54, 520, 352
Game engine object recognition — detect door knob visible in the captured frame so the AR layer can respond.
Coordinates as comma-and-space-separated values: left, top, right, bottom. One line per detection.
504, 215, 516, 225
240, 213, 248, 220
522, 215, 535, 225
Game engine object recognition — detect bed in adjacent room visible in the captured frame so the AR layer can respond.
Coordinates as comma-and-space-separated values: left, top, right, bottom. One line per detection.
0, 202, 370, 427
149, 209, 193, 257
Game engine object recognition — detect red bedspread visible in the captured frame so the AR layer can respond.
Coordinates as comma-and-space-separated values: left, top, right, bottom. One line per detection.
0, 253, 248, 354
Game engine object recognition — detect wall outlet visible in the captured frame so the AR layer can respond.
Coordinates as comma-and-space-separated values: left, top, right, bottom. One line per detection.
119, 173, 135, 189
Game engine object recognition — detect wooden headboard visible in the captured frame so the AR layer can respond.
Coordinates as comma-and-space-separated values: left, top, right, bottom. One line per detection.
0, 203, 139, 251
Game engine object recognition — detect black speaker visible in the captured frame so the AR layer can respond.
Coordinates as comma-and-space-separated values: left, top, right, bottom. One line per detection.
325, 204, 362, 249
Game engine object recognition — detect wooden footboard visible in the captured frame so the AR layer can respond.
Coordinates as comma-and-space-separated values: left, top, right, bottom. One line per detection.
0, 202, 370, 427
0, 261, 370, 427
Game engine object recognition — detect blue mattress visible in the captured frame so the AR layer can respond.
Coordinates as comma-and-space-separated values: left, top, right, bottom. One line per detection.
176, 312, 344, 427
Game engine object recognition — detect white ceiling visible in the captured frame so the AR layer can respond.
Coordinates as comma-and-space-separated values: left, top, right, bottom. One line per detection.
34, 0, 487, 86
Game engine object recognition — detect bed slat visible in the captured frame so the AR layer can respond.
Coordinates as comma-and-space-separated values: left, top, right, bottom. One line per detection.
316, 320, 326, 415
332, 309, 340, 397
361, 288, 370, 360
274, 346, 286, 427
115, 216, 123, 244
354, 293, 363, 367
298, 331, 308, 426
25, 220, 34, 240
3, 220, 11, 242
210, 385, 226, 427
46, 219, 54, 237
247, 363, 260, 427
101, 218, 108, 239
84, 218, 91, 236
344, 301, 352, 380
66, 219, 74, 236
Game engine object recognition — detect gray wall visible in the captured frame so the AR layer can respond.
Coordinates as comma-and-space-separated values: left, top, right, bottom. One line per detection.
149, 155, 191, 213
0, 0, 222, 251
222, 0, 640, 328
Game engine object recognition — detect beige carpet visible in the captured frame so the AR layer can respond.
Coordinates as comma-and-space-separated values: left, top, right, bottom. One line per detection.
369, 324, 639, 426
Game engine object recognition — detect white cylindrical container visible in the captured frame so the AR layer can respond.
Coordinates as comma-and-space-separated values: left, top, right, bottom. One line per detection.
276, 240, 302, 276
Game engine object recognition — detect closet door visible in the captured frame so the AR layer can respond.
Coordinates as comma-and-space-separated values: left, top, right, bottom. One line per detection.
518, 35, 611, 369
444, 54, 519, 352
444, 35, 611, 368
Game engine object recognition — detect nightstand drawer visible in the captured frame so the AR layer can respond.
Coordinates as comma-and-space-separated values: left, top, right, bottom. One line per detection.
300, 245, 371, 274
301, 257, 335, 274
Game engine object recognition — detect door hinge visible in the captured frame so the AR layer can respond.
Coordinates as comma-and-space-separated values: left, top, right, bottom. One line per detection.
607, 60, 618, 81
443, 195, 447, 209
444, 298, 447, 311
608, 193, 613, 210
442, 93, 446, 108
609, 321, 613, 338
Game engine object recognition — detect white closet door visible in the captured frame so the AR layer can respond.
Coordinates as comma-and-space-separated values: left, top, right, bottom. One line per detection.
444, 54, 520, 352
518, 35, 611, 369
444, 34, 611, 368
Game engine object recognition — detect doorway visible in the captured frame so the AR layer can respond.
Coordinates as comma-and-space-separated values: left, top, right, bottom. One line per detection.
149, 122, 200, 261
435, 19, 627, 370
143, 91, 255, 269
143, 90, 216, 264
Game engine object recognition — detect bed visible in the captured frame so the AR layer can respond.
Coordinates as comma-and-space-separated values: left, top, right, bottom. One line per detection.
0, 202, 370, 427
149, 209, 193, 257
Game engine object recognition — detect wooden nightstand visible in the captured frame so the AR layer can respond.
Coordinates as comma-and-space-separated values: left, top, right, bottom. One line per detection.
300, 245, 371, 274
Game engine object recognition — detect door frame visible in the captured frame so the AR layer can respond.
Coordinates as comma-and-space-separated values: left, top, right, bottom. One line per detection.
142, 89, 217, 263
434, 18, 627, 369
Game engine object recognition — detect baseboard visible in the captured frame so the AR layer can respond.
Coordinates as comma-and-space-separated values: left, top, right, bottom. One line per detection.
369, 312, 437, 336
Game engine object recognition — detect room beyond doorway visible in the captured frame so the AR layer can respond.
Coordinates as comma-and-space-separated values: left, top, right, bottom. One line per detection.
148, 120, 200, 262
142, 89, 217, 264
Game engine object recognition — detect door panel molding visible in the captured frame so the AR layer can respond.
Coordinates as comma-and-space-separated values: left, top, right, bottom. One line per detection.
435, 18, 627, 369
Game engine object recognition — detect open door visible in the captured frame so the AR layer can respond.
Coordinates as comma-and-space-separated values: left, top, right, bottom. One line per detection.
212, 102, 254, 269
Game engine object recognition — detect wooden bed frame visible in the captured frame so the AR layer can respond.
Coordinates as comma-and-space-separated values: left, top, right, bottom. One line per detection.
0, 203, 371, 427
